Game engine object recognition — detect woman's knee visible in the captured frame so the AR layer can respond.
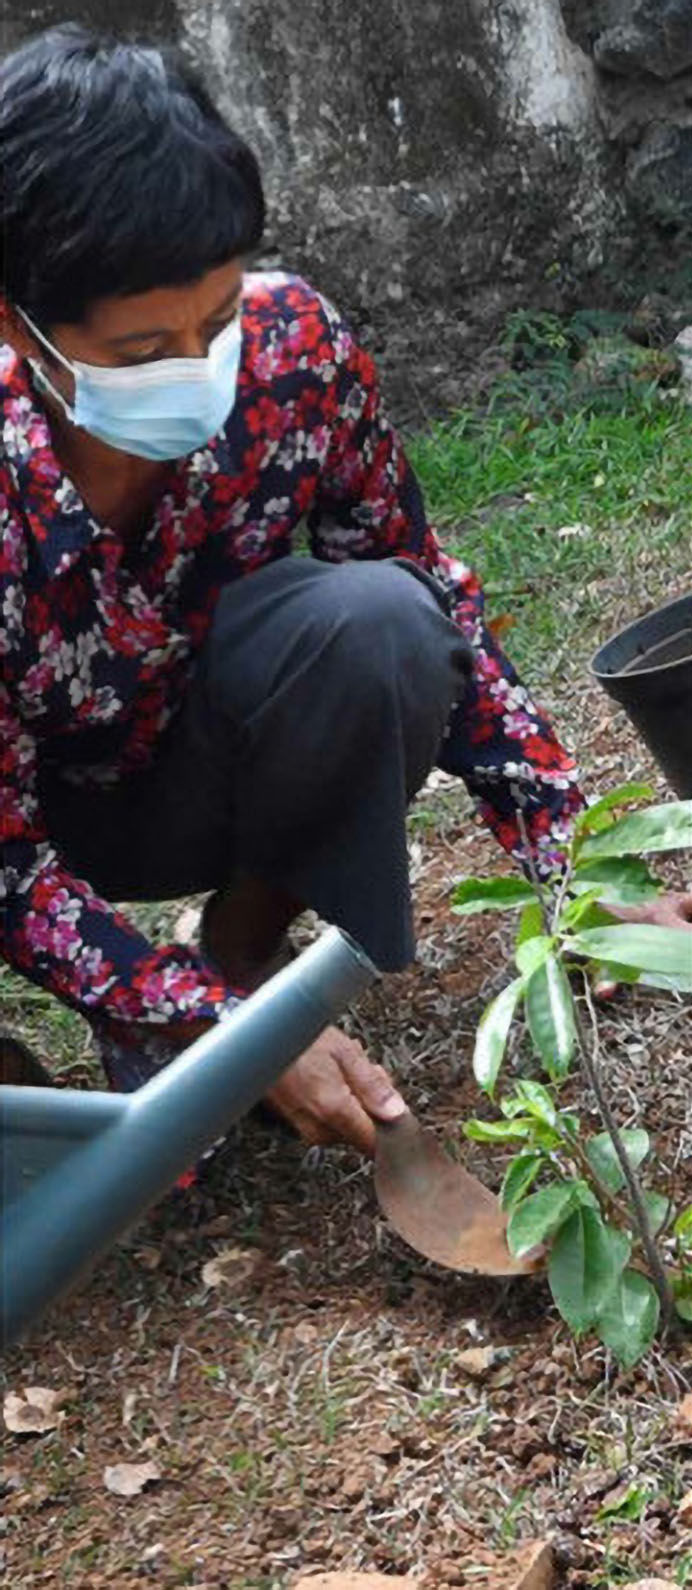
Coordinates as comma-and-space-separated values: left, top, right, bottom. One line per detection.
326, 562, 469, 710
205, 556, 468, 729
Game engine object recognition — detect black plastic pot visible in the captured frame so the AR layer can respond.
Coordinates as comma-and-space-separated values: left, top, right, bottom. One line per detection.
592, 593, 692, 798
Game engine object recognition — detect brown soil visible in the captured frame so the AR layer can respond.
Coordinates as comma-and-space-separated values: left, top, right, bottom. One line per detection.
2, 689, 692, 1589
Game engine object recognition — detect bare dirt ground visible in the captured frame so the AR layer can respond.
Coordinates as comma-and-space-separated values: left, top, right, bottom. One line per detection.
3, 675, 692, 1589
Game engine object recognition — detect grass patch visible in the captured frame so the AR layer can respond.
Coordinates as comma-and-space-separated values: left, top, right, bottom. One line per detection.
410, 379, 692, 684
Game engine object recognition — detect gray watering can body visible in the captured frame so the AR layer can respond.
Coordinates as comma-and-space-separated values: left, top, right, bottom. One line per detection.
0, 928, 375, 1349
592, 592, 692, 797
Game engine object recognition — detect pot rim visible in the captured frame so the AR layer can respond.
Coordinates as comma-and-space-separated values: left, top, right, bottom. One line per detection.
592, 591, 692, 680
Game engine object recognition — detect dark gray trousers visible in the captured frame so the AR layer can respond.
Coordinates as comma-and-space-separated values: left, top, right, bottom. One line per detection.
43, 558, 471, 971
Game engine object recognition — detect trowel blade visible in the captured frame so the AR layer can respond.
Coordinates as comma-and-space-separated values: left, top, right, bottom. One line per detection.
375, 1111, 541, 1277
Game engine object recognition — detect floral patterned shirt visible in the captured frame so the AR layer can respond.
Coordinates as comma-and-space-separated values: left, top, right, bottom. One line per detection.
0, 272, 582, 1058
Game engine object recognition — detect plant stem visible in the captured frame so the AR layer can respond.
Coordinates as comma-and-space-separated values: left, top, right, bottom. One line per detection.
516, 807, 552, 935
566, 1133, 632, 1229
578, 976, 674, 1332
551, 853, 574, 936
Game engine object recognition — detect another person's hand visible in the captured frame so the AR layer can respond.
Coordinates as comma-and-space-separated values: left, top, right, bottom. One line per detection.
605, 889, 692, 931
593, 889, 692, 1000
264, 1026, 407, 1156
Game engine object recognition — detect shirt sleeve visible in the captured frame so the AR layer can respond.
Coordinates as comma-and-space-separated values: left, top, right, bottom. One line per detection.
0, 676, 240, 1060
307, 321, 584, 878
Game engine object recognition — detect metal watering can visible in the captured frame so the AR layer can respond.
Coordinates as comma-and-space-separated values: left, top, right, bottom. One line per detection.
0, 928, 375, 1349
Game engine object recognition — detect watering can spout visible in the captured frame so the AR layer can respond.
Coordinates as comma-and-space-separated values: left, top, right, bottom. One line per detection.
1, 928, 376, 1348
592, 593, 692, 797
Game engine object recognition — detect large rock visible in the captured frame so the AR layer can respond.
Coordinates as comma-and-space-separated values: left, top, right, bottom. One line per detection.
562, 2, 692, 78
1, 0, 618, 410
5, 0, 692, 406
4, 0, 177, 45
561, 2, 692, 237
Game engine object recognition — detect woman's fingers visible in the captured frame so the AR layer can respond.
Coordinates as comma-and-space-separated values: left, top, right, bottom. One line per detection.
332, 1039, 408, 1124
263, 1027, 406, 1156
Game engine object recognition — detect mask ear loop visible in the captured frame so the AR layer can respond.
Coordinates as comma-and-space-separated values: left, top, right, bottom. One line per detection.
16, 306, 78, 422
16, 306, 75, 373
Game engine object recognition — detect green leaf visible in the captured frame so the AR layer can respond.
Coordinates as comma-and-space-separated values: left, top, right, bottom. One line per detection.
511, 1079, 559, 1129
472, 977, 524, 1095
585, 1129, 650, 1194
589, 959, 641, 986
500, 1093, 562, 1149
640, 970, 692, 993
596, 1481, 650, 1522
674, 1206, 692, 1247
673, 1272, 692, 1323
597, 1269, 660, 1368
517, 900, 545, 946
464, 1117, 533, 1144
507, 1182, 578, 1258
643, 1190, 672, 1236
579, 800, 692, 860
558, 1112, 581, 1141
571, 855, 662, 905
515, 934, 554, 976
573, 783, 654, 839
549, 1207, 630, 1332
525, 954, 578, 1079
500, 1152, 543, 1212
451, 876, 537, 916
567, 926, 692, 989
560, 891, 607, 932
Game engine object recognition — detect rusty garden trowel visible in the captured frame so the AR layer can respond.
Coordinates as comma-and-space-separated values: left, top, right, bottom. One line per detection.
375, 1110, 541, 1276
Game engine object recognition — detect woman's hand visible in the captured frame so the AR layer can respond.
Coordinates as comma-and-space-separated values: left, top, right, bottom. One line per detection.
264, 1026, 407, 1156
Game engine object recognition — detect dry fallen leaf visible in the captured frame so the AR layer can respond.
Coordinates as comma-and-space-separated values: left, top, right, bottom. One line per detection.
3, 1386, 71, 1435
201, 1246, 259, 1289
198, 1215, 234, 1238
488, 612, 516, 639
678, 1391, 692, 1430
556, 522, 592, 540
678, 1490, 692, 1527
134, 1244, 161, 1272
103, 1460, 161, 1498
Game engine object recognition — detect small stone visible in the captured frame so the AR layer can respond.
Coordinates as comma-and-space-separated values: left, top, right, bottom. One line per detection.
512, 1541, 555, 1590
341, 1470, 367, 1501
456, 1346, 498, 1378
0, 1469, 23, 1498
369, 1431, 400, 1459
621, 1581, 677, 1589
295, 1576, 415, 1590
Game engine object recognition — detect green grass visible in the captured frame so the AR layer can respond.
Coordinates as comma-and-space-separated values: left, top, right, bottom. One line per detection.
409, 383, 692, 684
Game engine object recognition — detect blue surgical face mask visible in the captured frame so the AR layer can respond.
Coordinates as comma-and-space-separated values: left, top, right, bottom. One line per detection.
18, 305, 243, 461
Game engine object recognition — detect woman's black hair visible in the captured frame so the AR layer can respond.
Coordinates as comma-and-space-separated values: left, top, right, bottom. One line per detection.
0, 23, 265, 326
